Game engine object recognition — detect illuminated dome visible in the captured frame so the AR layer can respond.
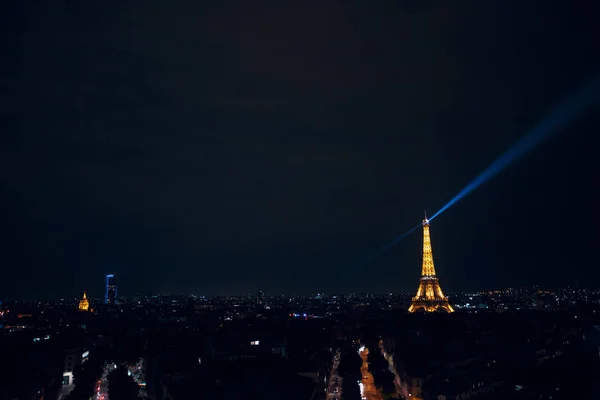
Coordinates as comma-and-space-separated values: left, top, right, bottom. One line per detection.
78, 291, 89, 311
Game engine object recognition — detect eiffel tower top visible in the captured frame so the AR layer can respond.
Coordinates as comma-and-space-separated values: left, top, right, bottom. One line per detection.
421, 216, 437, 277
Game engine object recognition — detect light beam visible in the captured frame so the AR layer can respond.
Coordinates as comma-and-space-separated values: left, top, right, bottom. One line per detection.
348, 223, 421, 273
430, 73, 600, 221
349, 73, 600, 274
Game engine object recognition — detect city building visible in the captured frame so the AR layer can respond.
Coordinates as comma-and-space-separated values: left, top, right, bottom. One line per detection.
257, 289, 265, 305
62, 347, 88, 386
105, 274, 117, 304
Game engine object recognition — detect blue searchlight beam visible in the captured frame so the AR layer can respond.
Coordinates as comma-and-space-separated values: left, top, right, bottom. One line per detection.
430, 73, 600, 221
348, 223, 421, 274
350, 73, 600, 273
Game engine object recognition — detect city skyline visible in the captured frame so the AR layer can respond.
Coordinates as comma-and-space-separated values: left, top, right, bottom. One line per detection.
3, 1, 599, 299
4, 278, 598, 302
4, 3, 600, 400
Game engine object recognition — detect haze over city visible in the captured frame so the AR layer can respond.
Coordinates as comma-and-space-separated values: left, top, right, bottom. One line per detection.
3, 1, 599, 300
4, 2, 600, 400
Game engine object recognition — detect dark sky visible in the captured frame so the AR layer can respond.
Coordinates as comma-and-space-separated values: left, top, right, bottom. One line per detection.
2, 1, 599, 299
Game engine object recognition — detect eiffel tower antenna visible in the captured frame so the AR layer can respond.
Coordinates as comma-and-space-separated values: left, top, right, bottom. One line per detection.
408, 214, 454, 313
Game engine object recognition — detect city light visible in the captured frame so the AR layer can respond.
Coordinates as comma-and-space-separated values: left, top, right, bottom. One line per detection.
359, 346, 383, 400
408, 220, 454, 313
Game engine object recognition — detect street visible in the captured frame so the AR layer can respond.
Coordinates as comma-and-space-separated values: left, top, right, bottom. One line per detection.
358, 346, 382, 400
326, 349, 343, 400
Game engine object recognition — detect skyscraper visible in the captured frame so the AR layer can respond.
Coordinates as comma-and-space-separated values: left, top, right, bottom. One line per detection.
105, 274, 117, 304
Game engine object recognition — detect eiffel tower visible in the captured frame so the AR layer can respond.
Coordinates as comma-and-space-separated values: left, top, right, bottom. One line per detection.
408, 213, 454, 313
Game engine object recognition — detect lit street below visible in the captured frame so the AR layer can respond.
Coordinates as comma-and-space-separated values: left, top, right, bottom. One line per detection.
358, 346, 383, 400
327, 349, 343, 400
94, 359, 147, 400
95, 363, 115, 400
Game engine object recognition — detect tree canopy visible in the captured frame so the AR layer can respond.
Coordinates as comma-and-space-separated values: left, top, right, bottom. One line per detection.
65, 353, 103, 400
108, 366, 139, 400
367, 348, 396, 397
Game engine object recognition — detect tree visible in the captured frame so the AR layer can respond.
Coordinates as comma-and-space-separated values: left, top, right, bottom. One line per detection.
368, 349, 396, 397
65, 386, 92, 400
342, 376, 362, 400
107, 334, 141, 365
338, 345, 363, 400
108, 366, 139, 400
338, 347, 362, 382
66, 354, 103, 400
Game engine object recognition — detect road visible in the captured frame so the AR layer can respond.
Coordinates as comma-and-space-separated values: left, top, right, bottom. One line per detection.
358, 346, 383, 400
326, 349, 343, 400
94, 360, 147, 400
94, 363, 115, 400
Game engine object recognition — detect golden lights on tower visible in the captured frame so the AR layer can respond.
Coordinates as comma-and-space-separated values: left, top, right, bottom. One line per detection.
78, 291, 89, 311
408, 215, 454, 313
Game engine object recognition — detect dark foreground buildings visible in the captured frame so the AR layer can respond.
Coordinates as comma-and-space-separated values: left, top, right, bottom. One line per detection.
378, 309, 600, 399
1, 291, 600, 400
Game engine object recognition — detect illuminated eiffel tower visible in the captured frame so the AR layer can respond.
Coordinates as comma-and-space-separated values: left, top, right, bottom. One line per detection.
408, 213, 454, 313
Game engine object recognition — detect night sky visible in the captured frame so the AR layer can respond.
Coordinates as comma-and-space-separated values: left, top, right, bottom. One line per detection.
2, 1, 599, 299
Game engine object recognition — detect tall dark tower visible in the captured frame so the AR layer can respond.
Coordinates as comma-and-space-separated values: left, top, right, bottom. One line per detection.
105, 274, 117, 304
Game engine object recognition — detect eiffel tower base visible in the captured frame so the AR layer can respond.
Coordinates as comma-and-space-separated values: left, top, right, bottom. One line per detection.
408, 217, 455, 314
408, 299, 455, 313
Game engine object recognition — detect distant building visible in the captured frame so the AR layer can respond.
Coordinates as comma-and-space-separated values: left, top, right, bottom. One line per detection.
105, 274, 117, 304
257, 290, 265, 304
78, 291, 89, 311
